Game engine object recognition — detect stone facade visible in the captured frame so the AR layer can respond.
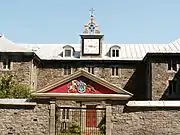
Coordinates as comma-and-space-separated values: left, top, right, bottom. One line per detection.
150, 57, 180, 100
36, 61, 149, 100
2, 53, 180, 101
2, 53, 179, 101
37, 65, 136, 92
0, 61, 31, 85
37, 61, 78, 89
37, 61, 137, 89
1, 48, 180, 135
0, 54, 38, 91
37, 68, 64, 89
0, 102, 49, 135
1, 100, 180, 135
111, 105, 180, 135
151, 62, 169, 100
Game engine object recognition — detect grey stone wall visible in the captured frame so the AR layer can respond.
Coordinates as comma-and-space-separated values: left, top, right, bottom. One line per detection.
151, 63, 169, 100
56, 100, 80, 107
112, 105, 180, 135
151, 61, 180, 100
1, 100, 180, 135
0, 54, 39, 91
92, 67, 135, 88
37, 61, 136, 89
79, 63, 147, 100
0, 103, 49, 135
37, 66, 135, 90
36, 61, 149, 100
37, 67, 77, 90
0, 61, 31, 86
37, 68, 64, 89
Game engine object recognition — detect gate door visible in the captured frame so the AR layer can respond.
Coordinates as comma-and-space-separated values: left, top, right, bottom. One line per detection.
56, 106, 106, 135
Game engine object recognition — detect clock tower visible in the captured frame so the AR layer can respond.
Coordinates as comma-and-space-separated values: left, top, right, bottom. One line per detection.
80, 9, 104, 58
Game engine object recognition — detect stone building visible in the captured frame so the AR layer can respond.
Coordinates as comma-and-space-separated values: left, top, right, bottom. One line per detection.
1, 13, 180, 135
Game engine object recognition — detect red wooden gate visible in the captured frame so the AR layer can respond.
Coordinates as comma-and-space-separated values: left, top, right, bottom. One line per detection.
86, 105, 97, 127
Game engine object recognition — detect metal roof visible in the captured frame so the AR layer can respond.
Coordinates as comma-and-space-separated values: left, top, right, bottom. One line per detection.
1, 36, 180, 60
0, 35, 32, 53
19, 39, 180, 61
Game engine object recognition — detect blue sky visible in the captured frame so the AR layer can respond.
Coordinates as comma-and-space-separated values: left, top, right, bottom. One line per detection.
0, 0, 180, 44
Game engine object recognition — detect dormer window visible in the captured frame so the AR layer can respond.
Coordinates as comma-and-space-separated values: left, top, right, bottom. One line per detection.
112, 49, 119, 57
65, 49, 72, 57
110, 45, 120, 57
63, 45, 74, 57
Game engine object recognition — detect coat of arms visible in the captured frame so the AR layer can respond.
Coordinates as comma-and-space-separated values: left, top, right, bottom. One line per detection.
77, 80, 86, 93
67, 79, 95, 93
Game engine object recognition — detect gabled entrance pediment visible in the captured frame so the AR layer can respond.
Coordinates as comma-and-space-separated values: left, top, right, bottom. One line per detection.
48, 76, 117, 94
32, 70, 133, 101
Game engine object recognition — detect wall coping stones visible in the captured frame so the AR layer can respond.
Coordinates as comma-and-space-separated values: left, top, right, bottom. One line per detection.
127, 101, 180, 107
32, 93, 132, 101
0, 99, 36, 106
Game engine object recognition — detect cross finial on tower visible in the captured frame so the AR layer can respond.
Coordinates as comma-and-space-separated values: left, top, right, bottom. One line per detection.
83, 8, 101, 34
89, 8, 95, 17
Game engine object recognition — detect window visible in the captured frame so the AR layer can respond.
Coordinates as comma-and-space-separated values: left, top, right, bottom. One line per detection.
64, 49, 72, 57
62, 108, 70, 120
111, 67, 119, 76
88, 67, 94, 74
64, 65, 72, 75
112, 50, 116, 57
110, 45, 121, 57
63, 45, 74, 57
111, 49, 119, 57
168, 60, 177, 71
168, 80, 177, 95
2, 59, 11, 70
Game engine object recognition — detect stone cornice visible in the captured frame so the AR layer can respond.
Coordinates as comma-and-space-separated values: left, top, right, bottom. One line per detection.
127, 101, 180, 107
0, 99, 36, 106
31, 93, 131, 101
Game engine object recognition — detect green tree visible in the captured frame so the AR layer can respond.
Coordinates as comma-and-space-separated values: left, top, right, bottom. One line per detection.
0, 74, 32, 98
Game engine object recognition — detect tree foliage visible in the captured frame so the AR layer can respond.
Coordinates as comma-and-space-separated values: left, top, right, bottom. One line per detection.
0, 74, 32, 98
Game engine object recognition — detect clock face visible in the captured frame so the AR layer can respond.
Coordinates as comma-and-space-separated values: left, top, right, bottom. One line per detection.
83, 39, 100, 54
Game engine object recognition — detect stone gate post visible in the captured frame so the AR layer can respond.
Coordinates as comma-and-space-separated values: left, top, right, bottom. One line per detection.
49, 100, 56, 135
106, 105, 112, 135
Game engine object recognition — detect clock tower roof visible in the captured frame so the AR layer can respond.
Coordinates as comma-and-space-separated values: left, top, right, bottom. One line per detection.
82, 9, 102, 35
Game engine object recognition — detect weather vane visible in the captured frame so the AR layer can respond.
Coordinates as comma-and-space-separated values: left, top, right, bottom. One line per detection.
89, 8, 95, 17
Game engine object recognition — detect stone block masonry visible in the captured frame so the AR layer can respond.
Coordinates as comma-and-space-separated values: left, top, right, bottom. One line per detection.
0, 100, 49, 135
0, 99, 180, 135
112, 104, 180, 135
0, 61, 31, 86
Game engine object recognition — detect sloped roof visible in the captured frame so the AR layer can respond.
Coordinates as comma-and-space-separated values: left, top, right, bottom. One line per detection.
0, 35, 32, 53
21, 43, 80, 59
18, 38, 180, 61
1, 36, 180, 60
